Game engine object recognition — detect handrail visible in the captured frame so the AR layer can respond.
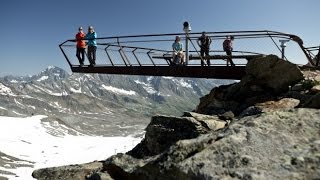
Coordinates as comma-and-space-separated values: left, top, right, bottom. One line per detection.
60, 30, 317, 69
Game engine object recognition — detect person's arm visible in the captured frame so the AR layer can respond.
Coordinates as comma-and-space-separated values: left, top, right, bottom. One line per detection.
172, 43, 178, 53
179, 42, 183, 51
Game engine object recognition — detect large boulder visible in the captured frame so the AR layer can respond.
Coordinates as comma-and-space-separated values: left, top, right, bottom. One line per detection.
245, 55, 303, 94
196, 55, 304, 115
127, 113, 227, 158
104, 108, 320, 180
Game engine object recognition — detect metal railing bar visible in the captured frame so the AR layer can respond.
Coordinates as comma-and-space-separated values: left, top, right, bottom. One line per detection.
132, 48, 142, 66
147, 50, 156, 66
104, 45, 115, 66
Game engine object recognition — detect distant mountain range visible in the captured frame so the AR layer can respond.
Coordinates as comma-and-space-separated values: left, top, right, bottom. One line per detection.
0, 66, 233, 136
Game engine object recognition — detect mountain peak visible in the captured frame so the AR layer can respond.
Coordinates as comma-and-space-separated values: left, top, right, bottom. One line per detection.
35, 66, 69, 80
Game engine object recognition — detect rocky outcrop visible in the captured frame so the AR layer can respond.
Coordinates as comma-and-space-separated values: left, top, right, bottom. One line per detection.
127, 113, 228, 158
196, 55, 316, 116
32, 55, 320, 180
101, 108, 320, 180
245, 55, 303, 93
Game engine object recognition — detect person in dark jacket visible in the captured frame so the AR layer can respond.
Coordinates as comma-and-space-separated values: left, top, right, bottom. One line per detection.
197, 31, 212, 66
223, 36, 235, 66
85, 26, 97, 67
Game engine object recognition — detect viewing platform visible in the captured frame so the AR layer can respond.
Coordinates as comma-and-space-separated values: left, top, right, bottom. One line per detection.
60, 30, 319, 80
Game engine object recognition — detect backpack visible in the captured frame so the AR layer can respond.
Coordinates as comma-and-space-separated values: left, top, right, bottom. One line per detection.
223, 39, 231, 51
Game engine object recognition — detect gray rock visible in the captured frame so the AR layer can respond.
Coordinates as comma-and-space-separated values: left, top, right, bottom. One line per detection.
196, 55, 305, 116
127, 115, 211, 158
104, 108, 320, 180
245, 55, 304, 94
255, 98, 300, 112
183, 112, 228, 130
301, 92, 320, 108
311, 85, 320, 93
238, 106, 262, 118
290, 83, 304, 91
32, 161, 104, 180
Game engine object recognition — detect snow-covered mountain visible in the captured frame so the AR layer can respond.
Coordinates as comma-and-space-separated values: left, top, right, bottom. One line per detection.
0, 66, 233, 179
0, 66, 233, 136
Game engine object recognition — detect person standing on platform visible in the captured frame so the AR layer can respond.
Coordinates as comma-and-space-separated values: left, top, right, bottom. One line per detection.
75, 27, 86, 67
197, 31, 212, 66
223, 36, 235, 66
85, 26, 97, 67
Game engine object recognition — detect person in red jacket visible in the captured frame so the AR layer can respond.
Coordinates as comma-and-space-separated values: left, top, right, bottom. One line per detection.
75, 27, 86, 66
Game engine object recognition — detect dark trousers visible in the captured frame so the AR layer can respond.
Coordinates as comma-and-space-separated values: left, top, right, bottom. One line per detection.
200, 48, 210, 66
88, 46, 97, 65
226, 50, 235, 66
76, 48, 85, 65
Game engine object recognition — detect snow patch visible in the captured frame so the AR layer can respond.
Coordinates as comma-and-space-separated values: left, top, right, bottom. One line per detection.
173, 79, 192, 88
134, 80, 157, 94
101, 85, 136, 95
47, 66, 55, 70
0, 83, 15, 96
37, 76, 48, 82
70, 87, 82, 93
0, 115, 142, 180
147, 77, 154, 82
32, 84, 68, 96
0, 106, 6, 110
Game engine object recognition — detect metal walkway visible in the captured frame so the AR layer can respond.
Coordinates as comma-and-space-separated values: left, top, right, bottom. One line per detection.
59, 30, 319, 80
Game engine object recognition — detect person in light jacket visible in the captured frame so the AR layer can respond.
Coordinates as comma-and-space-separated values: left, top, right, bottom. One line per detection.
85, 26, 97, 67
172, 36, 185, 65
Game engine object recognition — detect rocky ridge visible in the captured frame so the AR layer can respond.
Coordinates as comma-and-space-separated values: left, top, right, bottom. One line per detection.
32, 55, 320, 180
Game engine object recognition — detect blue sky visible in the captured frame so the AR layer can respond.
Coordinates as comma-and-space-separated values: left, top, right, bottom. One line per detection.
0, 0, 319, 76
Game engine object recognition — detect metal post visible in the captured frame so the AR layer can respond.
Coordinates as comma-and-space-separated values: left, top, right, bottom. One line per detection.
279, 39, 289, 59
185, 34, 189, 65
281, 44, 285, 59
183, 22, 191, 65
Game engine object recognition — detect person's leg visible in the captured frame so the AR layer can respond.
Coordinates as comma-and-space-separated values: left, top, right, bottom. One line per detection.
205, 49, 210, 66
228, 50, 235, 66
226, 50, 235, 66
172, 53, 177, 65
226, 50, 230, 66
92, 46, 97, 65
76, 48, 81, 64
87, 46, 93, 65
200, 49, 205, 66
80, 48, 85, 65
180, 52, 185, 65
